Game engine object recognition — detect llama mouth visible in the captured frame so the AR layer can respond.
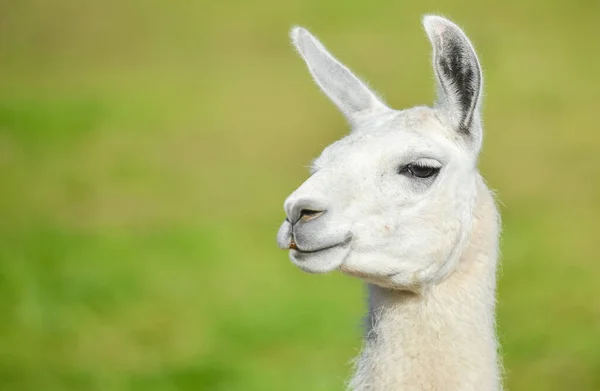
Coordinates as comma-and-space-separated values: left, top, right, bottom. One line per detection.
291, 235, 352, 255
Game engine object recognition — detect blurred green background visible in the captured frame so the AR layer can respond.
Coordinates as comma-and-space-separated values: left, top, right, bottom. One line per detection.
0, 0, 599, 390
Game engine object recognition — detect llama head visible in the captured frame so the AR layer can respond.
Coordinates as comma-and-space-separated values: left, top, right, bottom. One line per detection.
277, 16, 484, 290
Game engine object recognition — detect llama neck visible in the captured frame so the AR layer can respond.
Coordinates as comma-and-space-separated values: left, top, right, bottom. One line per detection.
349, 182, 501, 391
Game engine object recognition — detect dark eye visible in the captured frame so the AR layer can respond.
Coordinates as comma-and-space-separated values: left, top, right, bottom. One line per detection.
401, 163, 441, 179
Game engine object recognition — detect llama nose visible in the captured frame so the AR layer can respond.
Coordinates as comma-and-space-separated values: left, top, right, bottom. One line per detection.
284, 197, 327, 224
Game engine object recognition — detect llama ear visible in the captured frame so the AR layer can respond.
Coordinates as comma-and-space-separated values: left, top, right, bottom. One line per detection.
290, 26, 389, 125
423, 16, 483, 148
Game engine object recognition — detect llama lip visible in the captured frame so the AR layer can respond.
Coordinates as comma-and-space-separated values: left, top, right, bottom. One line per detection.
291, 236, 352, 255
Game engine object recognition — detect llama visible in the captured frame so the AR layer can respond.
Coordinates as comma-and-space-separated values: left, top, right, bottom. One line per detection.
276, 15, 502, 390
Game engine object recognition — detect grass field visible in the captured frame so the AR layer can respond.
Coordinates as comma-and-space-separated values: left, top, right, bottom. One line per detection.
0, 1, 599, 390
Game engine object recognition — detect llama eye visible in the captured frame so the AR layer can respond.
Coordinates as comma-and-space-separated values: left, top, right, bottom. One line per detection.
400, 163, 441, 179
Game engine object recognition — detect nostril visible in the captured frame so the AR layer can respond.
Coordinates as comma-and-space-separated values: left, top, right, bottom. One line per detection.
286, 197, 327, 224
299, 209, 325, 222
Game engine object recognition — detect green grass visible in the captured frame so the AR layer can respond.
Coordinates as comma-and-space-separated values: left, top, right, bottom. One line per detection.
0, 0, 599, 390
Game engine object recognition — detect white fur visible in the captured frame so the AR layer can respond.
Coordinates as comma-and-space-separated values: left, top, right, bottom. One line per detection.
277, 15, 502, 390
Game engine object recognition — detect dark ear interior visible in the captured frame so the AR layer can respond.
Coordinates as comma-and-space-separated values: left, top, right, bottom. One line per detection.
434, 34, 481, 134
424, 16, 483, 141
